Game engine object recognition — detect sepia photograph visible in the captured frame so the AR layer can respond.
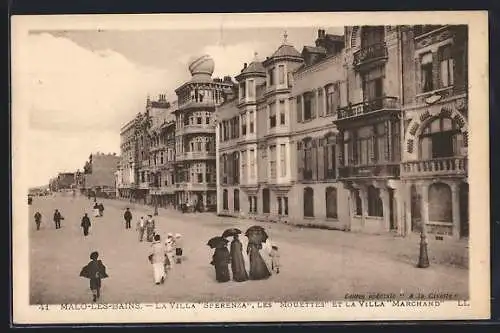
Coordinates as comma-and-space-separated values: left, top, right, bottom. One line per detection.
11, 12, 489, 324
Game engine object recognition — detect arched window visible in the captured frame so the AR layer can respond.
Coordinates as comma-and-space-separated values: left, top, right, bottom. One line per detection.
419, 117, 463, 159
367, 185, 383, 217
304, 187, 314, 217
223, 189, 228, 210
233, 189, 240, 212
325, 187, 338, 219
428, 182, 452, 223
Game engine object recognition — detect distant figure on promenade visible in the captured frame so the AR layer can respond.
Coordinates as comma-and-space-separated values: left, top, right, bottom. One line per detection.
124, 208, 132, 229
145, 215, 155, 242
174, 233, 183, 264
269, 244, 280, 274
148, 234, 166, 285
98, 203, 104, 217
87, 192, 91, 200
93, 203, 100, 217
165, 233, 175, 270
34, 211, 42, 231
80, 251, 108, 302
81, 213, 91, 236
53, 209, 64, 229
230, 235, 248, 282
136, 216, 145, 242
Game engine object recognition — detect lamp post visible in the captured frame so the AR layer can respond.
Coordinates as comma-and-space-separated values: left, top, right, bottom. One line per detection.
417, 183, 430, 268
154, 194, 159, 216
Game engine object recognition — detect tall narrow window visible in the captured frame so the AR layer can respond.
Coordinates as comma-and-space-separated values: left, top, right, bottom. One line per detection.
241, 150, 247, 183
268, 68, 275, 86
317, 88, 324, 117
223, 189, 228, 210
439, 45, 454, 88
241, 113, 247, 136
240, 81, 246, 100
325, 187, 338, 219
269, 103, 276, 128
278, 65, 285, 85
421, 52, 434, 92
296, 96, 303, 123
303, 187, 314, 217
325, 135, 336, 179
247, 79, 255, 98
303, 92, 315, 121
249, 149, 255, 178
326, 83, 340, 116
234, 189, 240, 212
249, 111, 254, 133
269, 145, 277, 179
280, 144, 286, 177
279, 100, 286, 125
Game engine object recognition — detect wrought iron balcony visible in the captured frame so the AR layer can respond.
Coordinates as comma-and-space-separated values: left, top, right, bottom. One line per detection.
353, 42, 388, 69
401, 156, 467, 178
337, 96, 399, 120
339, 163, 400, 179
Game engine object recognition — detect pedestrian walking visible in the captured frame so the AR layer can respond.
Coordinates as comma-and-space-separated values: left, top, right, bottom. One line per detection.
174, 233, 183, 264
165, 233, 175, 267
53, 209, 64, 229
148, 234, 166, 285
269, 244, 280, 274
145, 215, 155, 242
81, 213, 91, 236
34, 211, 42, 231
230, 234, 249, 282
209, 238, 231, 283
136, 216, 145, 242
124, 208, 132, 229
98, 203, 104, 217
93, 203, 100, 217
79, 251, 108, 302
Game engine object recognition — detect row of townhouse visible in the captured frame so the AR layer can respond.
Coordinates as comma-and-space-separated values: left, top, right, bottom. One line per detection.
216, 25, 469, 240
116, 57, 235, 211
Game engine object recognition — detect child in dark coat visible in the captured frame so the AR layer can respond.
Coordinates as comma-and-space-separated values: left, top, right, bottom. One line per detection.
80, 251, 109, 302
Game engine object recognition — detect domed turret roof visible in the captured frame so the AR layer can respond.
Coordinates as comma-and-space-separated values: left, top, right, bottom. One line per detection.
242, 61, 265, 74
271, 44, 302, 59
188, 54, 215, 77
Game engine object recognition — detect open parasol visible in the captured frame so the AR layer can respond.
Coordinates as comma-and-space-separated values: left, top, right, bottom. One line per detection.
245, 225, 269, 243
222, 228, 242, 238
207, 236, 229, 249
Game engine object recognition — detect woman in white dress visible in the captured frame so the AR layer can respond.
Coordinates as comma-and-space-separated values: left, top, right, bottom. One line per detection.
149, 234, 166, 285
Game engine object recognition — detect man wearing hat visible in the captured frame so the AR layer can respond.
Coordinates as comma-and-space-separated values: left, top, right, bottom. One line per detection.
123, 208, 132, 230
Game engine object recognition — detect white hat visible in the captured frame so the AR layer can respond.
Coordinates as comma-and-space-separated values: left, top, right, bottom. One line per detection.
167, 233, 173, 237
175, 233, 181, 238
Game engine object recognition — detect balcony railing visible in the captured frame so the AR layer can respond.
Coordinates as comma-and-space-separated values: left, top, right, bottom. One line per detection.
353, 42, 388, 68
178, 124, 215, 135
337, 96, 399, 120
339, 163, 400, 179
401, 156, 467, 177
176, 151, 216, 161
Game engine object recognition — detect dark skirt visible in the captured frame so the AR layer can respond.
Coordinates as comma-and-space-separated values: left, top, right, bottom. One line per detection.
248, 246, 271, 280
214, 264, 230, 282
175, 248, 183, 256
89, 278, 101, 290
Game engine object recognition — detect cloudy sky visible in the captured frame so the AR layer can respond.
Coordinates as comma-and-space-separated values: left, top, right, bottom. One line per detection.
21, 25, 344, 187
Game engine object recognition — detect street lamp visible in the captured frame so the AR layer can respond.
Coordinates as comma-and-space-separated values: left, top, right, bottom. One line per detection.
154, 195, 159, 216
417, 215, 430, 268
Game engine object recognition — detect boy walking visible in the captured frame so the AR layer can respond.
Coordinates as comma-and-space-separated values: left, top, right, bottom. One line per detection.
81, 213, 91, 236
79, 251, 108, 302
124, 208, 132, 229
270, 245, 280, 274
34, 211, 42, 230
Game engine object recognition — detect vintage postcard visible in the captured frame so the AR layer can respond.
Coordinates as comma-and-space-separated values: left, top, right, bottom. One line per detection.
11, 11, 490, 324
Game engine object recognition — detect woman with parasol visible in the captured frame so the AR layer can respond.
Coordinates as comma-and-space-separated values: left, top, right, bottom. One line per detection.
207, 236, 231, 283
245, 226, 271, 280
223, 228, 248, 282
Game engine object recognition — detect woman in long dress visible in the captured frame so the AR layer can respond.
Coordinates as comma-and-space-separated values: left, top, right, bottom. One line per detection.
247, 242, 271, 280
149, 234, 166, 285
211, 245, 231, 283
230, 235, 248, 282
